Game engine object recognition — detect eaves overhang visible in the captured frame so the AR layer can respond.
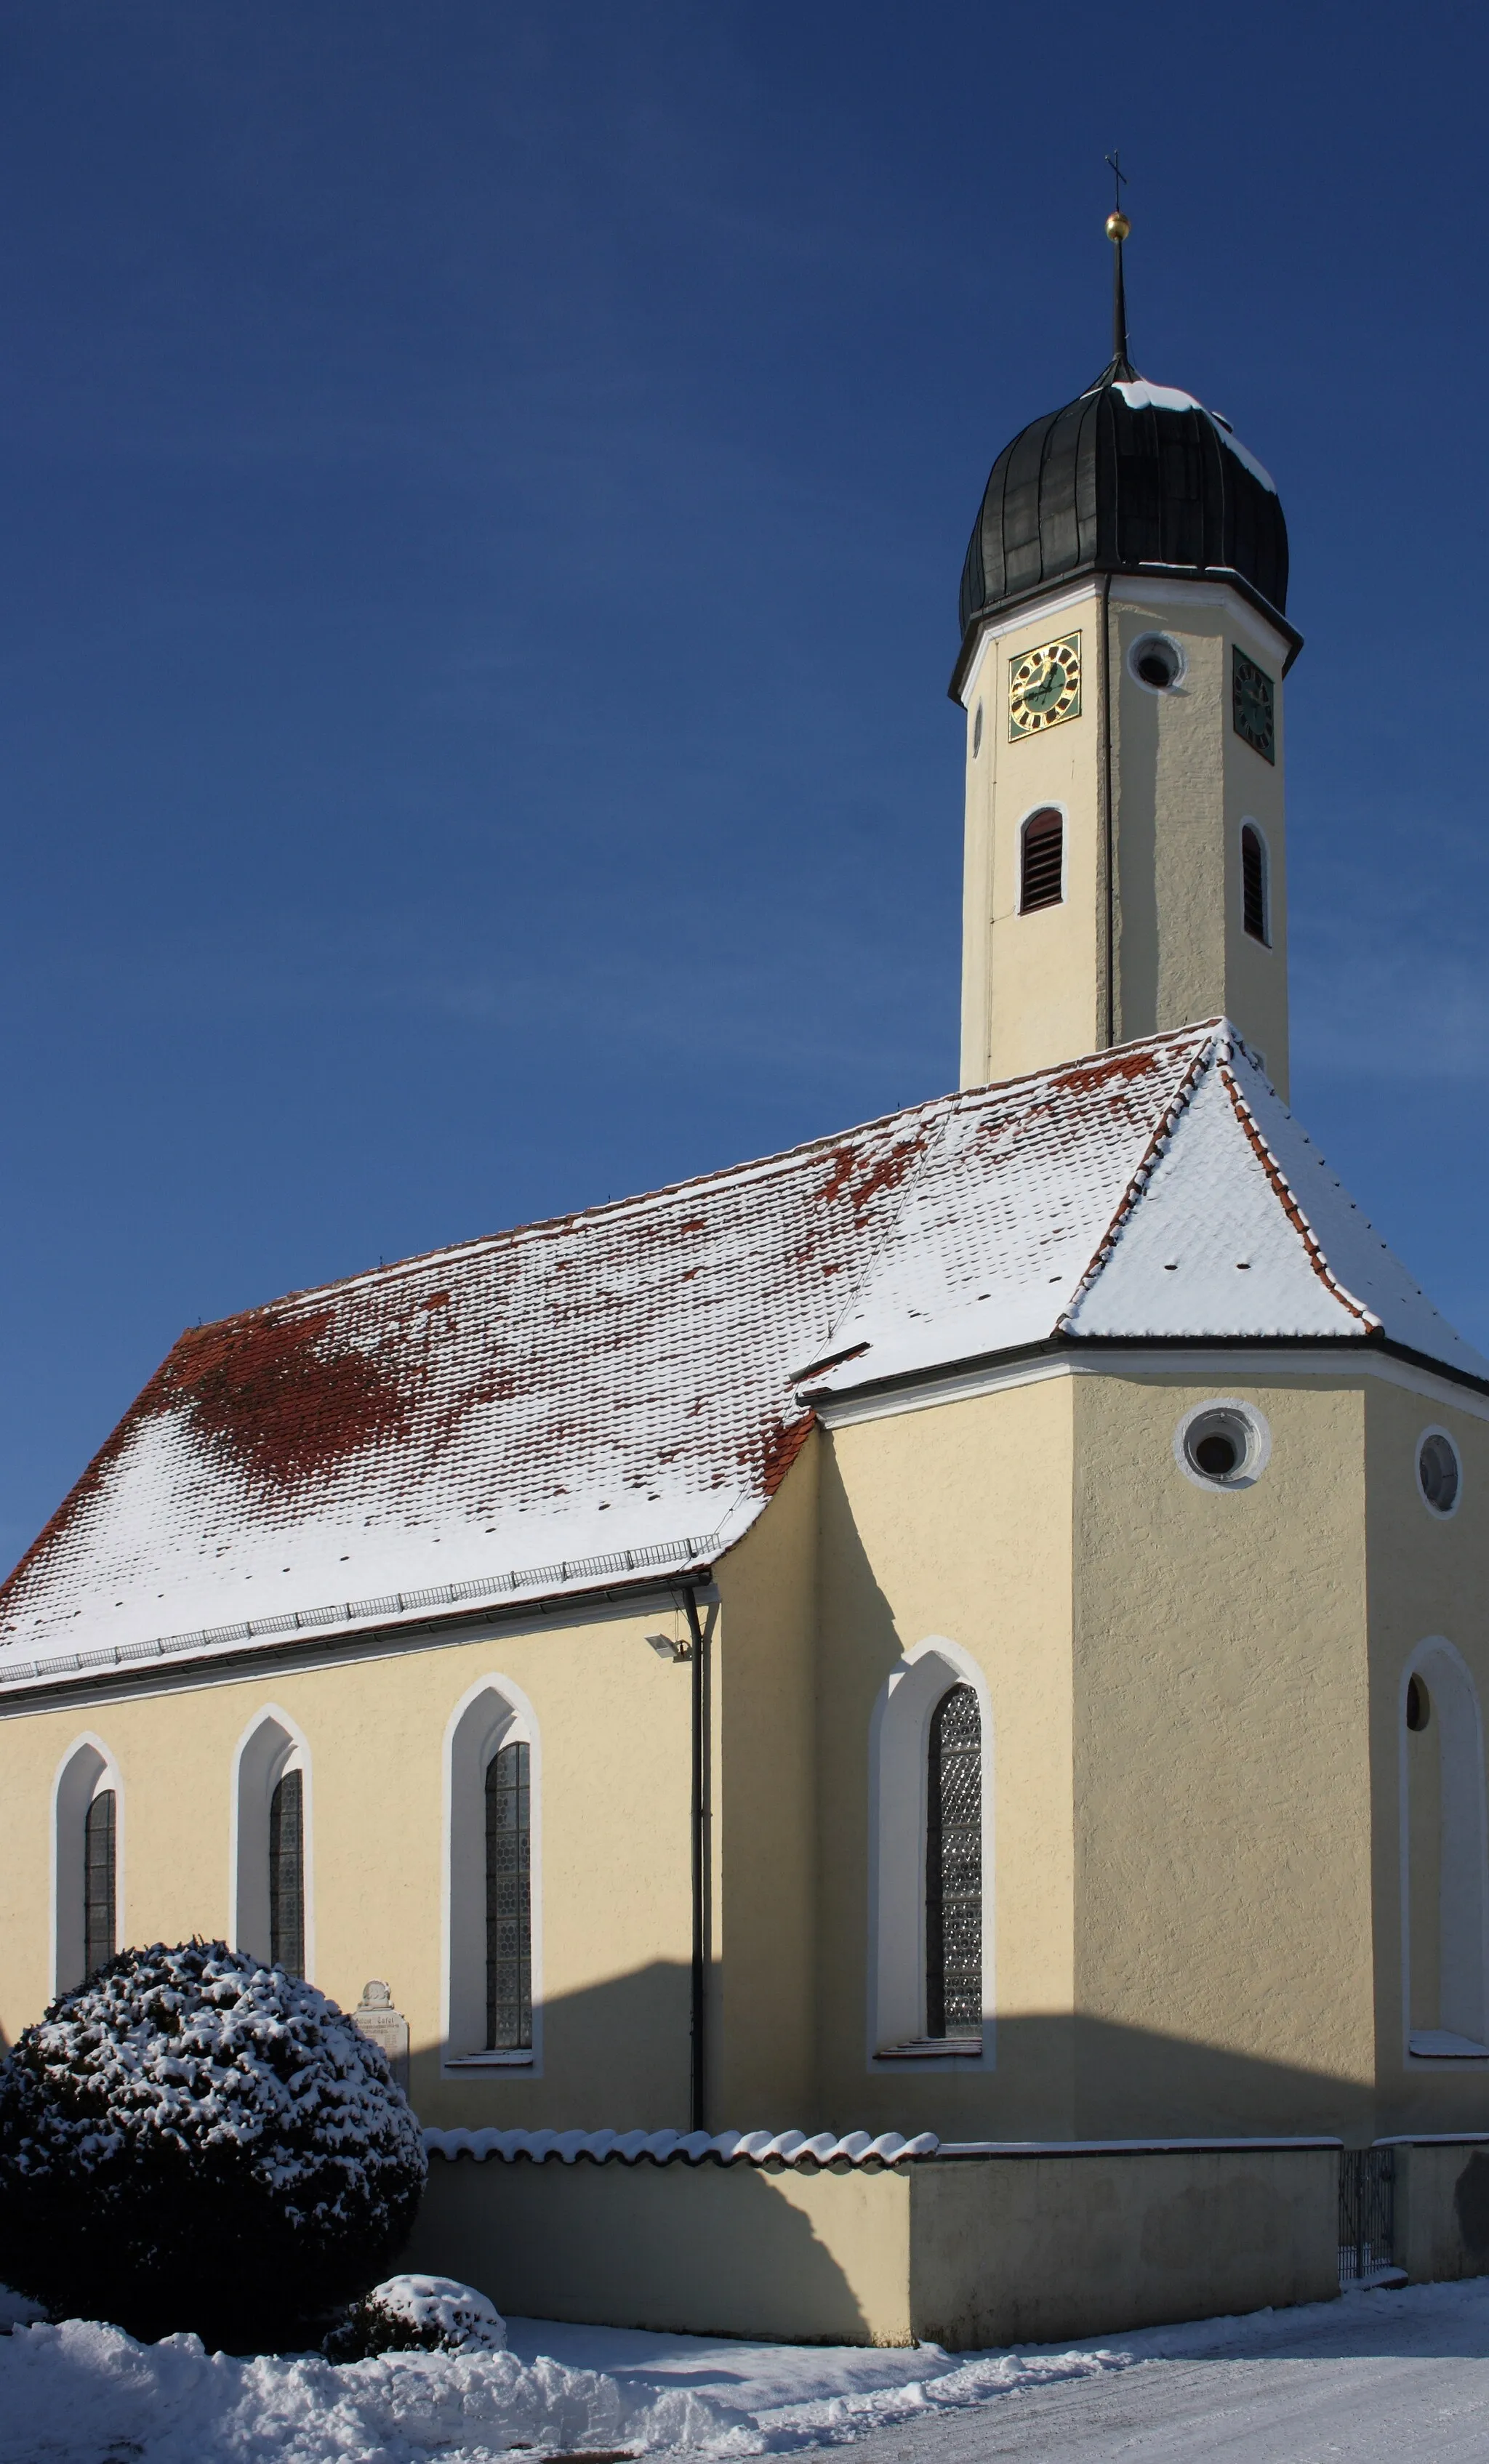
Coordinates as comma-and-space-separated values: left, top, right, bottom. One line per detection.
799, 1326, 1489, 1420
0, 1549, 719, 1714
948, 563, 1304, 705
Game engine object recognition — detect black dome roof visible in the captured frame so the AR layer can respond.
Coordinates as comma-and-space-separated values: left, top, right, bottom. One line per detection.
955, 355, 1296, 685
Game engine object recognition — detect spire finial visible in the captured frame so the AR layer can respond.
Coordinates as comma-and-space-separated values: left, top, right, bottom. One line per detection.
1103, 152, 1134, 378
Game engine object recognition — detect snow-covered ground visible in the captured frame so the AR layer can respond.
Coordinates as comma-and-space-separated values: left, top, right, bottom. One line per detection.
4, 2278, 1489, 2462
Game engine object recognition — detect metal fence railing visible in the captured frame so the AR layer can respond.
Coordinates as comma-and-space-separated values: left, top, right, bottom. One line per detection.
1339, 2147, 1395, 2283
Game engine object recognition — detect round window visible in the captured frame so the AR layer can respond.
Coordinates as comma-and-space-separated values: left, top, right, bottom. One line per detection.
1406, 1674, 1432, 1732
1174, 1400, 1269, 1491
1128, 632, 1185, 693
1418, 1430, 1461, 1516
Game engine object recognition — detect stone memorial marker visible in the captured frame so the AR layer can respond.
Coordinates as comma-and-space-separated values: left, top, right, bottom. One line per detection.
351, 1979, 410, 2093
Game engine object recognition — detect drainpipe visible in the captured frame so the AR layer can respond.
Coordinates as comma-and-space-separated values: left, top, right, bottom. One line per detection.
681, 1582, 712, 2132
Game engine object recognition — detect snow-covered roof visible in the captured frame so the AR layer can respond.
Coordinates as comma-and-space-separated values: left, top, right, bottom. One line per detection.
2, 1022, 1480, 1694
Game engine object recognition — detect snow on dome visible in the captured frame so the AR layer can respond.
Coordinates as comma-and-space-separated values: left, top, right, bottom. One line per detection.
1112, 379, 1277, 493
957, 367, 1291, 667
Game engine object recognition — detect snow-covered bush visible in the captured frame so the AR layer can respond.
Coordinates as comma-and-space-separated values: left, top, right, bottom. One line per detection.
324, 2271, 507, 2360
0, 1940, 426, 2348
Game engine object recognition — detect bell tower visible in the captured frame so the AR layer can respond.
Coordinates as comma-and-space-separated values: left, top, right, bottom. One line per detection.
953, 209, 1301, 1097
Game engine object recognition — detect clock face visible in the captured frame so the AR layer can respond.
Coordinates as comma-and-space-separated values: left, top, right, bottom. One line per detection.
1232, 647, 1276, 763
1008, 633, 1081, 739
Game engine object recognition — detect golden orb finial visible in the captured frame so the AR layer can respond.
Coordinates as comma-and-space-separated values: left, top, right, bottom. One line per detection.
1106, 209, 1131, 243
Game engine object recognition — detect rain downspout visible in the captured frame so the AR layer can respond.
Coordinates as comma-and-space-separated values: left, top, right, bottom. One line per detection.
681, 1582, 711, 2132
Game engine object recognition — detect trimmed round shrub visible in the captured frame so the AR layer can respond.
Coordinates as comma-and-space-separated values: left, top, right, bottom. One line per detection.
0, 1940, 426, 2348
324, 2271, 507, 2360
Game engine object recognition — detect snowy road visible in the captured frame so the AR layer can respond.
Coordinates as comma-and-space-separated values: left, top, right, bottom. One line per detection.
832, 2322, 1489, 2460
4, 2277, 1489, 2459
515, 2282, 1489, 2460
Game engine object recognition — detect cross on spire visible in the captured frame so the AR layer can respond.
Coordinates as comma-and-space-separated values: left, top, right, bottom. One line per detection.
1103, 152, 1134, 379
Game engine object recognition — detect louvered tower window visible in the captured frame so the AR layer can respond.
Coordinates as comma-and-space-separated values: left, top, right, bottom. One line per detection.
926, 1684, 982, 2040
1019, 808, 1064, 912
486, 1742, 532, 2050
269, 1768, 305, 1976
1242, 824, 1269, 943
84, 1788, 116, 1977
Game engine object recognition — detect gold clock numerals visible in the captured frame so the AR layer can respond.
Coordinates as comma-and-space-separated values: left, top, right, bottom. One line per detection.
1009, 633, 1082, 740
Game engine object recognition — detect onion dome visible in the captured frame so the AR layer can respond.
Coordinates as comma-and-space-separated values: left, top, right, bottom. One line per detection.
954, 215, 1298, 691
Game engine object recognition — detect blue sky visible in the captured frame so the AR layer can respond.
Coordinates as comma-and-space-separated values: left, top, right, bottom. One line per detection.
2, 1, 1487, 1566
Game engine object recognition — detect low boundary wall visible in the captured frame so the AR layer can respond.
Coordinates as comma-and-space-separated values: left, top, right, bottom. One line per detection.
1385, 2135, 1489, 2285
404, 2130, 1341, 2348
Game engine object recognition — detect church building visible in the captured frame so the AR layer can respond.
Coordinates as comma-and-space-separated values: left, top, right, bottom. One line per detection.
4, 220, 1488, 2206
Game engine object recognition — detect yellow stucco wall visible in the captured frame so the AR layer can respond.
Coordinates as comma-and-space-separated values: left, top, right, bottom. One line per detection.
0, 1600, 701, 2128
959, 584, 1291, 1095
406, 2152, 915, 2343
5, 1354, 1487, 2156
1363, 1378, 1489, 2135
1071, 1370, 1373, 2138
815, 1372, 1076, 2138
404, 2141, 1340, 2348
960, 586, 1107, 1089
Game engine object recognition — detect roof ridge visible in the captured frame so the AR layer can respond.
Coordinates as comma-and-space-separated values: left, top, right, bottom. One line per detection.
174, 1026, 1221, 1340
1054, 1026, 1224, 1332
1214, 1055, 1381, 1332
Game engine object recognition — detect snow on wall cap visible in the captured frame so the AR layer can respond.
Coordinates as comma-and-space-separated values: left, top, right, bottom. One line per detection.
1112, 379, 1277, 494
422, 2125, 940, 2167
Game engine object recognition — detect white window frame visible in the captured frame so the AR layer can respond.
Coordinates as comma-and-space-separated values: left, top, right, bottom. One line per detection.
229, 1705, 314, 1978
52, 1734, 124, 1997
441, 1673, 543, 2074
1416, 1424, 1464, 1521
867, 1636, 994, 2069
1400, 1637, 1489, 2062
1240, 816, 1271, 947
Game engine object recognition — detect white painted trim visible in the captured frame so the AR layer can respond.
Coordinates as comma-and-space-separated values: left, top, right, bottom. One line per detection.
1173, 1398, 1272, 1494
867, 1636, 995, 2073
1240, 816, 1273, 949
1110, 576, 1293, 667
440, 1672, 544, 2078
228, 1702, 316, 1981
812, 1344, 1489, 1431
958, 584, 1103, 703
1400, 1638, 1489, 2065
51, 1732, 124, 1997
1126, 630, 1189, 695
1416, 1425, 1464, 1521
958, 576, 1291, 707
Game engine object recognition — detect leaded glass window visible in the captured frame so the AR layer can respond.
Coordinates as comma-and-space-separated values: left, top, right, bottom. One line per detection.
84, 1787, 116, 1977
486, 1742, 531, 2051
269, 1767, 305, 1977
926, 1683, 982, 2040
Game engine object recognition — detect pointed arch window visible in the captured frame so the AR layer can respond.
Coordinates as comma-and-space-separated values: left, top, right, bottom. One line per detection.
1241, 824, 1269, 943
445, 1679, 541, 2068
269, 1768, 305, 1977
55, 1740, 121, 1996
485, 1742, 531, 2051
84, 1786, 116, 1977
232, 1712, 312, 1979
1019, 809, 1064, 913
926, 1683, 983, 2040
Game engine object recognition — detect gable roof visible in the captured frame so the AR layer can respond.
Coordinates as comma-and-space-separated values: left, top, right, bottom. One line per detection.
2, 1021, 1482, 1696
